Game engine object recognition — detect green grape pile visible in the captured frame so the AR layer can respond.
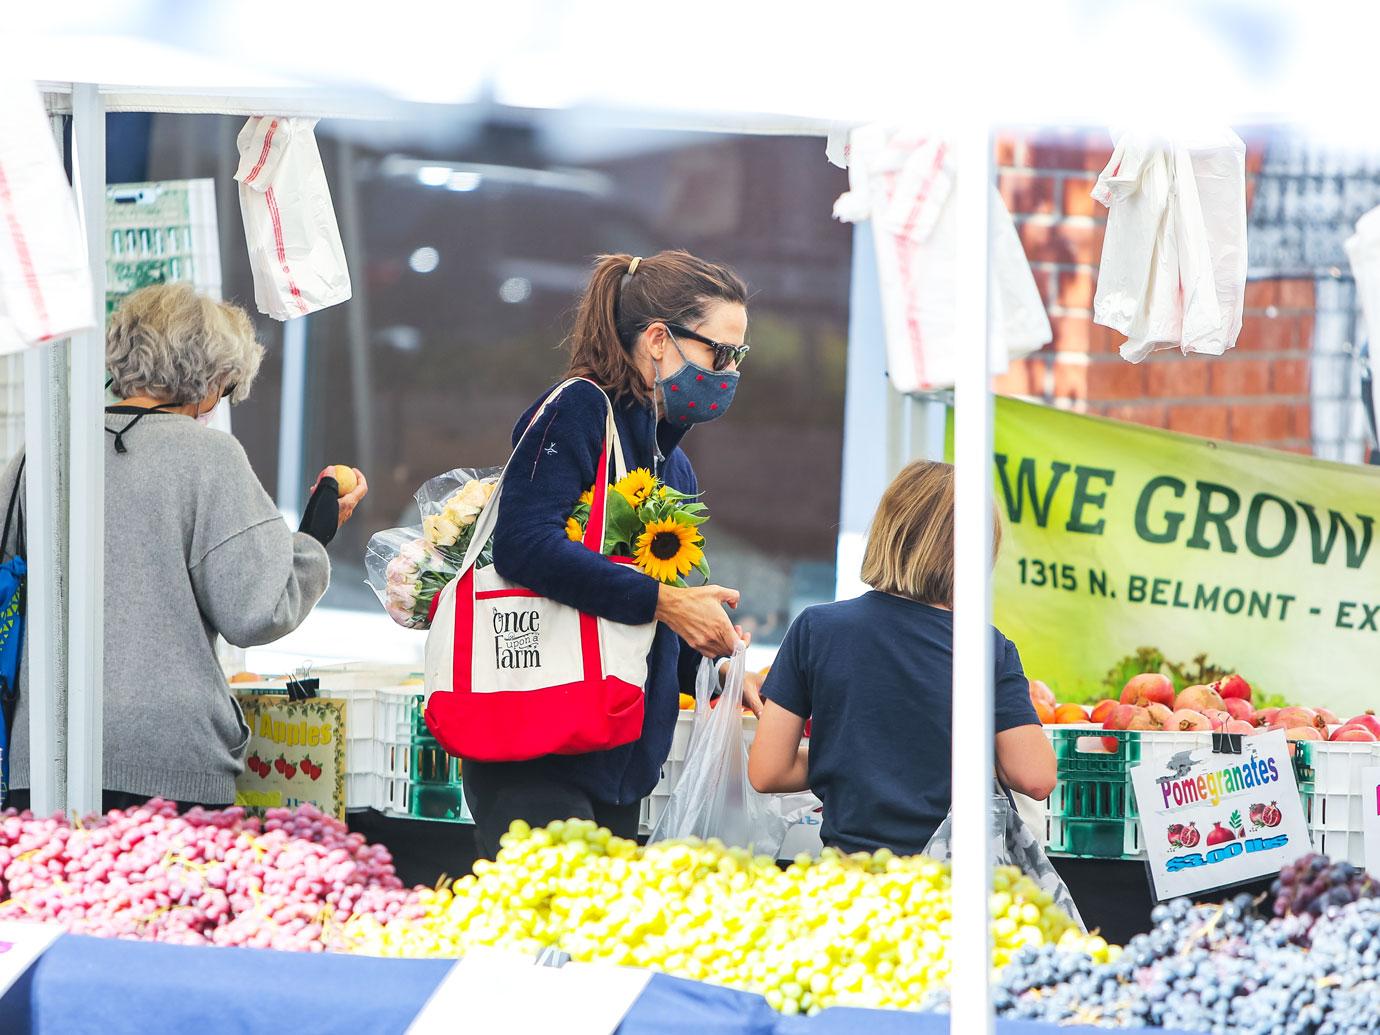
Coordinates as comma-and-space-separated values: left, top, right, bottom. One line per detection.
343, 819, 1115, 1014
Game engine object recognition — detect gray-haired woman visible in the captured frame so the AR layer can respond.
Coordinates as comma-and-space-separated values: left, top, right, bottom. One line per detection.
0, 283, 367, 811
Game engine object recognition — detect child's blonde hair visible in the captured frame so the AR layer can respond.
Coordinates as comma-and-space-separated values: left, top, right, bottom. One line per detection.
860, 460, 1002, 607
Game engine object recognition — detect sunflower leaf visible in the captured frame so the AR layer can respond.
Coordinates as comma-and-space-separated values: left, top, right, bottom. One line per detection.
673, 509, 708, 527
602, 488, 642, 546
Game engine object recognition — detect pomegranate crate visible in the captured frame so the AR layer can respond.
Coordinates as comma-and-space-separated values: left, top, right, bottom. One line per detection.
1043, 726, 1314, 861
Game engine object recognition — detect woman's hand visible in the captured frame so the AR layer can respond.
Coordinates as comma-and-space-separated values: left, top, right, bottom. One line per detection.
656, 584, 740, 659
311, 467, 369, 526
717, 626, 764, 717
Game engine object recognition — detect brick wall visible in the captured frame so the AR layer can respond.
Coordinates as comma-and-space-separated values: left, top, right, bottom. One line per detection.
992, 131, 1316, 455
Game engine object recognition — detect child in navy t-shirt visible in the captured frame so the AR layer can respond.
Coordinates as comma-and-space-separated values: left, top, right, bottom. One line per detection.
747, 460, 1056, 856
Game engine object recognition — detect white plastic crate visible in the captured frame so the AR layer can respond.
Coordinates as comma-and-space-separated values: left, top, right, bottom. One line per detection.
377, 686, 428, 744
345, 772, 384, 812
319, 685, 380, 745
1295, 740, 1380, 866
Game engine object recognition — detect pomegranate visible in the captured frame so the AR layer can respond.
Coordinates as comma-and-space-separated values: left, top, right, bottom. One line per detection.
1167, 823, 1186, 848
1029, 679, 1056, 709
1330, 725, 1378, 743
1274, 707, 1324, 731
1281, 725, 1323, 741
1175, 685, 1227, 713
1223, 698, 1254, 722
1169, 709, 1212, 732
1090, 699, 1119, 724
1224, 719, 1257, 736
1253, 707, 1280, 728
1206, 821, 1236, 847
1261, 802, 1282, 828
1178, 822, 1200, 848
1345, 713, 1380, 738
1127, 706, 1164, 731
1214, 674, 1252, 703
1316, 707, 1340, 725
1248, 803, 1267, 827
1146, 703, 1174, 728
1203, 709, 1231, 731
1120, 673, 1175, 709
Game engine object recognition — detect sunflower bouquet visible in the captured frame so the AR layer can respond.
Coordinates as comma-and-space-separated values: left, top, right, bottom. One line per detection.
567, 468, 710, 586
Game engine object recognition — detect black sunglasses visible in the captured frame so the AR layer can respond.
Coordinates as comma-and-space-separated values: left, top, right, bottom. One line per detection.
664, 322, 750, 372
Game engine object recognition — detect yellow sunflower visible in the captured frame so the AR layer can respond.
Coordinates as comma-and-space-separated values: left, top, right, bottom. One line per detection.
613, 468, 657, 508
578, 488, 593, 506
565, 517, 584, 542
634, 518, 704, 583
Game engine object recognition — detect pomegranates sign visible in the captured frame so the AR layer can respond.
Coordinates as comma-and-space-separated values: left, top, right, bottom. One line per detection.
1131, 729, 1310, 900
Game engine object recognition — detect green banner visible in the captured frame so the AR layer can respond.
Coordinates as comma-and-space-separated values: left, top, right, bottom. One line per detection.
954, 398, 1380, 710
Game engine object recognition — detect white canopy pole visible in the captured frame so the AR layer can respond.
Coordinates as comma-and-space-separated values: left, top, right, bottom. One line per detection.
66, 83, 106, 816
949, 120, 996, 1033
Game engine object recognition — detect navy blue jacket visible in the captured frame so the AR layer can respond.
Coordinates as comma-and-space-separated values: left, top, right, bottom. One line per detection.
490, 379, 701, 805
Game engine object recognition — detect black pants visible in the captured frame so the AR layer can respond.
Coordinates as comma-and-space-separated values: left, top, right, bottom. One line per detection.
4, 789, 218, 814
462, 759, 641, 860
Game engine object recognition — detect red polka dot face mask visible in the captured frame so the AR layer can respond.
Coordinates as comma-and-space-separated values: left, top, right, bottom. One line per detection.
654, 333, 740, 425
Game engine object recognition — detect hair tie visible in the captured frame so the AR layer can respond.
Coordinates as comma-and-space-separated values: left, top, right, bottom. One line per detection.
628, 256, 642, 276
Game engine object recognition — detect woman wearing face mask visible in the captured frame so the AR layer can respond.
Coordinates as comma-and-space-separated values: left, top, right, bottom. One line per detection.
462, 250, 754, 857
0, 282, 368, 811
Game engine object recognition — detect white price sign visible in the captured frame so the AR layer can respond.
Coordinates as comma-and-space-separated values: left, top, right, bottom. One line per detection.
0, 920, 61, 999
1362, 767, 1380, 878
1131, 729, 1312, 901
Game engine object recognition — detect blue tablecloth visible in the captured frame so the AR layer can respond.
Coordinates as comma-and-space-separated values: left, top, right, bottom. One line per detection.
0, 935, 1175, 1035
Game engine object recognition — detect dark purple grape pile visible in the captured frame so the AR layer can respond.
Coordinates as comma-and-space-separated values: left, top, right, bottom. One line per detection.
1272, 854, 1379, 924
925, 860, 1380, 1032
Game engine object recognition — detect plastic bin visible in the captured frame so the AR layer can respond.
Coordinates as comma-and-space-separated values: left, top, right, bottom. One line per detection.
1289, 740, 1380, 865
383, 776, 472, 823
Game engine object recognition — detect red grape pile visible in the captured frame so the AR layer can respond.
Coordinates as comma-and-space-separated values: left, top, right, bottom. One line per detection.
0, 800, 422, 950
1271, 854, 1379, 925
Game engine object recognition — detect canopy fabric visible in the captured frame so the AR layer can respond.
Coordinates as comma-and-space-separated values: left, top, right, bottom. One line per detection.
10, 1, 1367, 137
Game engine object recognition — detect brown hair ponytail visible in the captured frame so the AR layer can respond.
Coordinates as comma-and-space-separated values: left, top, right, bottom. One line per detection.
565, 249, 748, 403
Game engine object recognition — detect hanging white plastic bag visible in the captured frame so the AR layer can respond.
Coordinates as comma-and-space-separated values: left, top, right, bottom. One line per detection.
924, 784, 1085, 931
235, 116, 351, 321
648, 649, 791, 857
0, 79, 95, 350
1345, 207, 1380, 434
1092, 129, 1246, 363
833, 126, 1052, 393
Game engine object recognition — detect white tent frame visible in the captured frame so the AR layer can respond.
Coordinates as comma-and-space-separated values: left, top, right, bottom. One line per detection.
24, 80, 1002, 1030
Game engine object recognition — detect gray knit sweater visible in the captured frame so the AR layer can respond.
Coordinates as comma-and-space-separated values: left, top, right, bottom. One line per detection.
0, 412, 330, 804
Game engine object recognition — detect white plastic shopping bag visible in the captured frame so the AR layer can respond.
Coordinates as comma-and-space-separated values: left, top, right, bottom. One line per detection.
0, 79, 95, 351
833, 126, 1052, 393
1346, 207, 1380, 436
924, 783, 1085, 931
648, 649, 792, 857
234, 116, 351, 320
1092, 129, 1246, 363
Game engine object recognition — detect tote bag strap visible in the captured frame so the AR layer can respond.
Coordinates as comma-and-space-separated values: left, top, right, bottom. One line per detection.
2, 456, 24, 562
456, 379, 624, 575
